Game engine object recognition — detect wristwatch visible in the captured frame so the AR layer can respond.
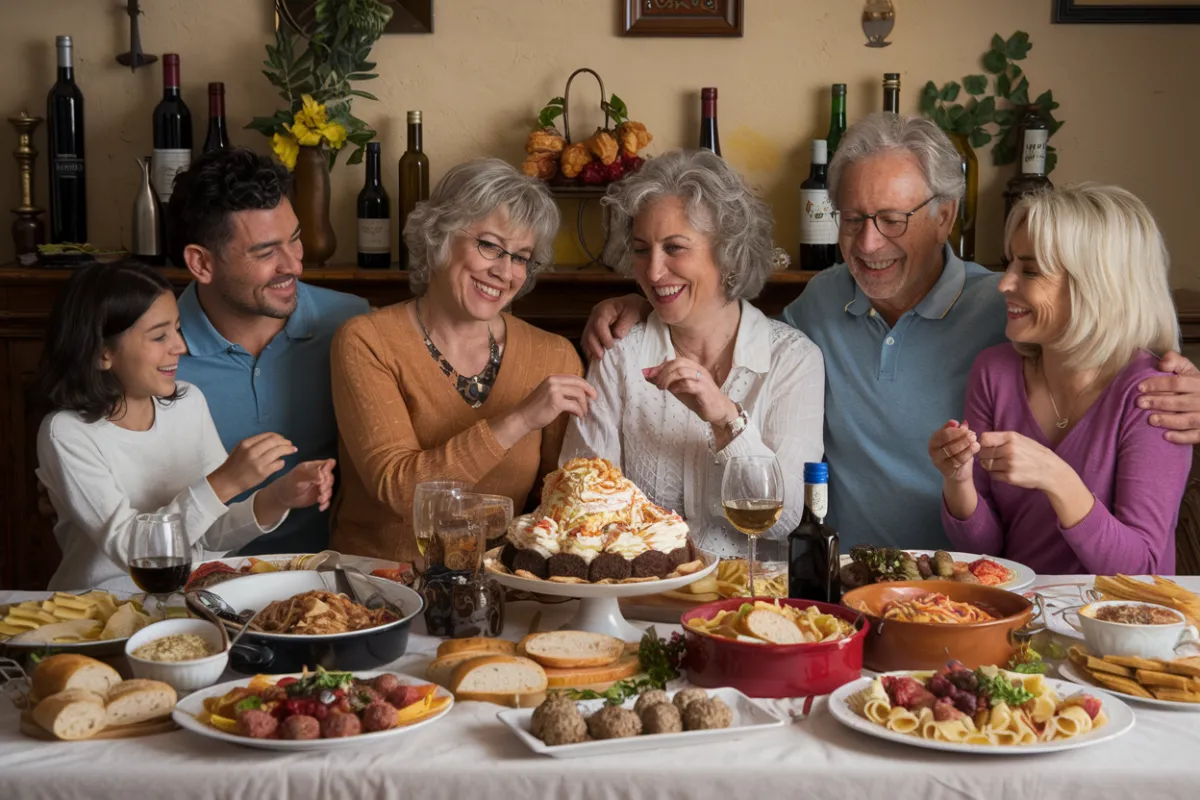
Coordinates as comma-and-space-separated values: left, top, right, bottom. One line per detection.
724, 402, 748, 438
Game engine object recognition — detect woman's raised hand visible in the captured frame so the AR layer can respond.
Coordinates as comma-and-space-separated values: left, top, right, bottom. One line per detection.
644, 358, 737, 426
928, 420, 978, 483
492, 375, 598, 449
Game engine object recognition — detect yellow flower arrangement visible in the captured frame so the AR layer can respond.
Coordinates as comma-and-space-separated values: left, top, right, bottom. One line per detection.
270, 95, 349, 172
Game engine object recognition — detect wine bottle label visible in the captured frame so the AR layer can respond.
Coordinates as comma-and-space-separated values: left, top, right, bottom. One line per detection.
51, 157, 85, 175
358, 218, 392, 254
805, 483, 829, 522
1020, 130, 1049, 175
799, 189, 837, 245
152, 149, 192, 201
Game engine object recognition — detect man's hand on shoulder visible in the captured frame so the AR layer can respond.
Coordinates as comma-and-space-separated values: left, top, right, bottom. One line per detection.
1139, 351, 1200, 445
581, 294, 651, 362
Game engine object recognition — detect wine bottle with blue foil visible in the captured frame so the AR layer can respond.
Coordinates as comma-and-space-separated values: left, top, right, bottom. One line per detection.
46, 35, 87, 244
787, 462, 840, 603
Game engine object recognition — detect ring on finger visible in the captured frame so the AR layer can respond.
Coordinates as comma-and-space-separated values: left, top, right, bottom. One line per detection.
696, 370, 702, 379
941, 446, 951, 460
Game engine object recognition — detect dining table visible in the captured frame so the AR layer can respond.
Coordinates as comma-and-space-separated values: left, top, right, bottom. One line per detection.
1, 574, 1197, 800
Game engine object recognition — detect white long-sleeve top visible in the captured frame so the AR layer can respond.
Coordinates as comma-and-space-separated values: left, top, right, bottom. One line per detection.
561, 301, 825, 556
37, 382, 283, 590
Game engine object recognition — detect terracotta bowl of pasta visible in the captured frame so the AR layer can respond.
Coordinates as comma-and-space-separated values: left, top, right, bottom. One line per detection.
208, 570, 424, 675
680, 597, 869, 698
840, 580, 1035, 673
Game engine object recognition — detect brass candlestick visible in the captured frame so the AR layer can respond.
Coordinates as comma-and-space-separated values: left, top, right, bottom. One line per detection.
9, 111, 46, 261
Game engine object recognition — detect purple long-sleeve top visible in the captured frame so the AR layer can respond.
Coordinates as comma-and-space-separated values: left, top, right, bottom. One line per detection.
941, 344, 1190, 575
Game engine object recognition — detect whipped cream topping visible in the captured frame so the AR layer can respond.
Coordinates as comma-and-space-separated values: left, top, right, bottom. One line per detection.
563, 530, 606, 564
642, 518, 689, 554
507, 515, 561, 558
604, 529, 650, 560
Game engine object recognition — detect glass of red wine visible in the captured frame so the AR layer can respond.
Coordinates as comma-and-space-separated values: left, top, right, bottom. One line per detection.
129, 512, 190, 617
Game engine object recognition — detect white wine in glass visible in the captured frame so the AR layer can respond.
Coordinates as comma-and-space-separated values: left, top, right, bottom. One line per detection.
412, 481, 469, 558
721, 455, 784, 598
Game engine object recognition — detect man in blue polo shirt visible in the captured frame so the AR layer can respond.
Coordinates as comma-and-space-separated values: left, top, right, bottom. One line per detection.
581, 114, 1199, 551
167, 148, 369, 554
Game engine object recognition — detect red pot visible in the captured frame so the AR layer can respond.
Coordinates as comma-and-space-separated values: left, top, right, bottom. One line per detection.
680, 597, 868, 698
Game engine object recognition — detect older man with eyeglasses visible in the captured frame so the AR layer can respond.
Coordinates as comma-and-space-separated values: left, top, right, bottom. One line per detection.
582, 113, 1200, 551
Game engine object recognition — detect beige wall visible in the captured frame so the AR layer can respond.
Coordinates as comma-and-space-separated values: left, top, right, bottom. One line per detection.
3, 1, 1198, 285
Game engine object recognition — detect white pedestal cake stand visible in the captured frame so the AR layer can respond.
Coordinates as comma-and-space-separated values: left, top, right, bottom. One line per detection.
485, 548, 719, 642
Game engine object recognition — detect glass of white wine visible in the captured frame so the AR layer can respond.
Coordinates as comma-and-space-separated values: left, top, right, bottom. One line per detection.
412, 481, 469, 578
721, 455, 784, 599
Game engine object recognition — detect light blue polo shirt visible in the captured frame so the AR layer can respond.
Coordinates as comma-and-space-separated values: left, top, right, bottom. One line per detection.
781, 245, 1008, 550
177, 281, 369, 555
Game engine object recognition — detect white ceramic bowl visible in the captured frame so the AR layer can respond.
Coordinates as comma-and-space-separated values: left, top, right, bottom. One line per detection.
1066, 599, 1200, 660
124, 618, 229, 692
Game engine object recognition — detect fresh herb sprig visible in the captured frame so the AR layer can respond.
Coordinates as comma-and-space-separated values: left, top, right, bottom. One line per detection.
288, 667, 353, 696
975, 669, 1035, 707
563, 627, 686, 706
1007, 643, 1048, 675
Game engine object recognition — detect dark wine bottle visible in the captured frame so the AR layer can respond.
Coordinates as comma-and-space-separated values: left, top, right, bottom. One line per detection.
882, 72, 900, 114
827, 83, 847, 157
46, 35, 87, 244
202, 82, 230, 154
1003, 105, 1053, 222
152, 54, 192, 203
699, 87, 721, 156
398, 111, 430, 270
357, 142, 391, 269
799, 140, 839, 271
787, 462, 841, 604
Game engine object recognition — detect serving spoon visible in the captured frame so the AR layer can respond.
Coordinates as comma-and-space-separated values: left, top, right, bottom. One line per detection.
185, 590, 253, 626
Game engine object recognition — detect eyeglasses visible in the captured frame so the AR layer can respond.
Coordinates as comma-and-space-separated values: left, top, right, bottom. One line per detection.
832, 196, 940, 239
471, 237, 540, 270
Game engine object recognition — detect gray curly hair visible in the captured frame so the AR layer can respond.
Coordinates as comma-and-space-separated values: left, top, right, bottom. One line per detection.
601, 149, 776, 301
403, 158, 560, 297
828, 112, 965, 212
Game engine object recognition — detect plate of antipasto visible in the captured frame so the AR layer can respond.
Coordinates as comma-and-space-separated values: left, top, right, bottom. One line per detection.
840, 547, 1035, 592
828, 660, 1133, 754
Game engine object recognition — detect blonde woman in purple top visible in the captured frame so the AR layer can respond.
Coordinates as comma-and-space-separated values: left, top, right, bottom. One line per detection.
929, 184, 1189, 575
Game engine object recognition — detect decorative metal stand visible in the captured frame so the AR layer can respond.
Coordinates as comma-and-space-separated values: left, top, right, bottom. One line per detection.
116, 0, 158, 70
9, 112, 45, 264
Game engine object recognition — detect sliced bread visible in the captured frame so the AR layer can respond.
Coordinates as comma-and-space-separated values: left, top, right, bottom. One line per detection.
426, 651, 495, 688
521, 631, 625, 669
104, 679, 177, 727
544, 653, 642, 689
449, 655, 547, 707
30, 689, 107, 741
739, 609, 805, 645
31, 654, 121, 702
436, 637, 517, 659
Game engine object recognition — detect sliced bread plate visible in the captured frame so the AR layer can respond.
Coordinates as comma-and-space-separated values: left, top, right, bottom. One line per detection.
497, 686, 785, 758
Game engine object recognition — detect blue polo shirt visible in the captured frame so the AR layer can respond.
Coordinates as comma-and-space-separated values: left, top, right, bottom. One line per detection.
781, 245, 1008, 550
177, 281, 369, 555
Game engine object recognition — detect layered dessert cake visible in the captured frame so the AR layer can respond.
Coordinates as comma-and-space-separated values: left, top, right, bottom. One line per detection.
498, 458, 693, 582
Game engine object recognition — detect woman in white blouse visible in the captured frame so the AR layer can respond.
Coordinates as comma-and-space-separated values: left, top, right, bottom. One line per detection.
561, 149, 825, 555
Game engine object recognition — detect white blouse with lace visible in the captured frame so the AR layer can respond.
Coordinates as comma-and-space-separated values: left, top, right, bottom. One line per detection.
561, 301, 825, 556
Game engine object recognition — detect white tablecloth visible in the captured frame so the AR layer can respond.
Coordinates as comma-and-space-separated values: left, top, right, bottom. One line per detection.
2, 576, 1198, 800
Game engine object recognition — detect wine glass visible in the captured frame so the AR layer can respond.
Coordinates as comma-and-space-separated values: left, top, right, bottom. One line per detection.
128, 512, 189, 617
475, 493, 514, 554
721, 456, 784, 598
412, 481, 469, 573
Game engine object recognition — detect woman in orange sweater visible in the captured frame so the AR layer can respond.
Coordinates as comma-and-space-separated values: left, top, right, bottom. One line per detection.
330, 158, 592, 562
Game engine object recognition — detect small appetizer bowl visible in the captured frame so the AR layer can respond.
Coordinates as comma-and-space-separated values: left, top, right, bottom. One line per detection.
680, 598, 868, 698
841, 580, 1035, 673
125, 617, 229, 693
1066, 599, 1199, 660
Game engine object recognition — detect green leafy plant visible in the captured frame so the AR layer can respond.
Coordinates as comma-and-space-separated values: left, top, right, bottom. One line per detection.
246, 0, 392, 167
536, 93, 630, 132
919, 31, 1064, 173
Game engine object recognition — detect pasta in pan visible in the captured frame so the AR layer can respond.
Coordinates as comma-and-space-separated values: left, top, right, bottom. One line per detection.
847, 661, 1107, 747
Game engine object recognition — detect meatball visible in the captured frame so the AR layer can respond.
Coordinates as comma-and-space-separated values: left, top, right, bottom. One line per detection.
321, 711, 363, 738
373, 673, 402, 697
586, 705, 642, 740
530, 695, 580, 739
237, 708, 278, 739
279, 714, 321, 740
536, 708, 588, 746
672, 688, 709, 712
682, 697, 734, 731
641, 702, 683, 735
351, 685, 381, 710
361, 701, 399, 733
633, 689, 670, 717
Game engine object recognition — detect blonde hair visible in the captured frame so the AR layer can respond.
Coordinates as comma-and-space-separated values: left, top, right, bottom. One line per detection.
1004, 183, 1178, 372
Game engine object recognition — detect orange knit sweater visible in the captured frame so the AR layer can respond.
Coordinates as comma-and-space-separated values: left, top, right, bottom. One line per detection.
329, 302, 582, 562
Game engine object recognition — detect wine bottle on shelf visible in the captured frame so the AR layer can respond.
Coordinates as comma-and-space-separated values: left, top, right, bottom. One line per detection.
398, 111, 430, 270
799, 140, 839, 271
787, 462, 840, 604
152, 54, 192, 204
357, 142, 391, 269
1003, 105, 1053, 223
827, 83, 847, 157
202, 82, 230, 154
46, 34, 87, 244
699, 87, 721, 156
882, 72, 900, 114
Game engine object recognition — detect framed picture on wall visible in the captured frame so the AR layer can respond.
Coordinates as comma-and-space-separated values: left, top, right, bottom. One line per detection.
1053, 0, 1200, 23
622, 0, 744, 37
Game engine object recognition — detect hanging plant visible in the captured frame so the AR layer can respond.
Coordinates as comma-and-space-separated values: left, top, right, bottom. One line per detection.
919, 31, 1064, 173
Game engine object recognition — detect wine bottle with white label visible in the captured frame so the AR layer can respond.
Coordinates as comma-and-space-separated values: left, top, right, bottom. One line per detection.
152, 54, 192, 204
357, 142, 391, 268
799, 140, 839, 270
1003, 105, 1053, 223
788, 462, 840, 603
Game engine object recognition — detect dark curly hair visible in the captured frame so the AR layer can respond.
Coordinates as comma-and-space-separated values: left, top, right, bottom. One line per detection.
166, 147, 292, 267
36, 260, 182, 423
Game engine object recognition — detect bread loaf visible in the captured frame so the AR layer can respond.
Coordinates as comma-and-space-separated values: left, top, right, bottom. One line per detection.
104, 679, 177, 727
521, 631, 625, 669
31, 654, 121, 702
544, 653, 641, 689
31, 689, 107, 741
436, 637, 517, 659
426, 651, 493, 688
449, 655, 547, 707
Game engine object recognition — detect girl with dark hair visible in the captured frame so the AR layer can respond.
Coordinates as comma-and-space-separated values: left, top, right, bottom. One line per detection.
35, 260, 336, 589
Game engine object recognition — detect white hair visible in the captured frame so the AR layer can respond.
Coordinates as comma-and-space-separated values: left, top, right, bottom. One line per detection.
1005, 183, 1179, 371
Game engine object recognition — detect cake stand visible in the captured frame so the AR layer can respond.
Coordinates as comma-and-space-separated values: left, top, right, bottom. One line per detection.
484, 547, 719, 642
